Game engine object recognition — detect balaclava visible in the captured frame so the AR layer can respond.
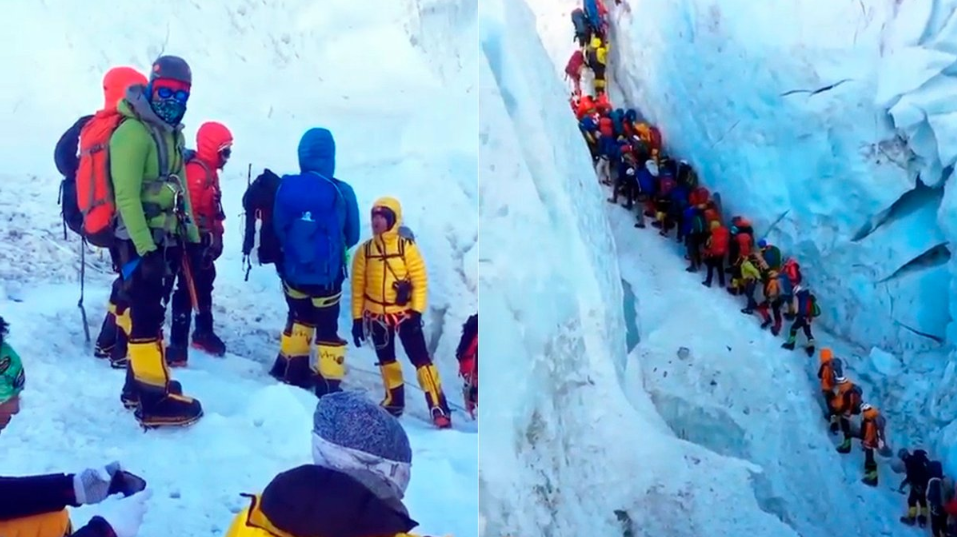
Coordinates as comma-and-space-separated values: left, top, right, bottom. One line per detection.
147, 55, 192, 125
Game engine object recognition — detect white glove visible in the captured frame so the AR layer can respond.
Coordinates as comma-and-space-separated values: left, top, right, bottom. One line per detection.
74, 461, 121, 505
94, 489, 152, 537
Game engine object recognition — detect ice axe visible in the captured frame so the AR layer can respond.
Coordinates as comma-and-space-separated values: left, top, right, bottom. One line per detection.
180, 253, 201, 313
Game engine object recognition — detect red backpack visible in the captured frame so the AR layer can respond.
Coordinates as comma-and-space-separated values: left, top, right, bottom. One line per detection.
784, 259, 802, 285
76, 109, 126, 248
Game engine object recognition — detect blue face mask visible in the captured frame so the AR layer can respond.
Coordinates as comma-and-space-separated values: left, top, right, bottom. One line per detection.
150, 96, 187, 125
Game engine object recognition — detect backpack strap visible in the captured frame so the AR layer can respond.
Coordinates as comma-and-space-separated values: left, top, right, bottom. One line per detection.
143, 123, 173, 178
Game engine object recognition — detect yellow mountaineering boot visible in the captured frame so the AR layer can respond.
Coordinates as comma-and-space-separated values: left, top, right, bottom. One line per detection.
109, 307, 133, 369
268, 323, 314, 390
378, 361, 405, 417
416, 364, 452, 429
901, 505, 917, 525
314, 340, 346, 398
127, 339, 202, 428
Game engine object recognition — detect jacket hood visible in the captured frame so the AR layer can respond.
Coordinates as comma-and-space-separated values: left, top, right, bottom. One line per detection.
372, 196, 403, 235
298, 128, 336, 177
103, 67, 147, 111
257, 465, 417, 537
119, 84, 181, 132
196, 121, 233, 166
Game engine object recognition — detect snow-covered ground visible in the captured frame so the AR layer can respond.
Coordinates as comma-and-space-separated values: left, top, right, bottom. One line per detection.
0, 1, 477, 536
481, 0, 928, 535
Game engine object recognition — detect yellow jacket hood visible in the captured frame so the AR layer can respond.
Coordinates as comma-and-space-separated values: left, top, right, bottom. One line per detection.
373, 196, 404, 237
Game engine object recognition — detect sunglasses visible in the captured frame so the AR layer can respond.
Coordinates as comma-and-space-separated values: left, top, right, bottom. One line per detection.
219, 147, 232, 160
155, 86, 190, 104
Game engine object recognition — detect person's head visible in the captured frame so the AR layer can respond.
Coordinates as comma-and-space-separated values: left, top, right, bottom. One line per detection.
820, 347, 833, 364
311, 391, 412, 500
146, 55, 192, 125
371, 197, 402, 236
102, 66, 147, 110
297, 127, 336, 178
0, 318, 24, 432
196, 121, 234, 169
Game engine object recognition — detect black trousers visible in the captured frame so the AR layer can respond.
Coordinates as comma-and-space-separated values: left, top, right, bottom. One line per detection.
704, 256, 725, 286
283, 278, 344, 343
789, 315, 814, 341
686, 233, 705, 268
170, 260, 216, 323
112, 240, 183, 341
908, 486, 927, 508
370, 316, 431, 368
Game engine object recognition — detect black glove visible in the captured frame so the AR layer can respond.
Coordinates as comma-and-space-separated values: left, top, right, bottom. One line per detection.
210, 233, 224, 261
139, 250, 167, 284
351, 319, 365, 348
200, 232, 223, 263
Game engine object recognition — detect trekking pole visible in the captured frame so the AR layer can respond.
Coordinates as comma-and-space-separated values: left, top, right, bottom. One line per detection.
242, 163, 252, 282
77, 240, 91, 344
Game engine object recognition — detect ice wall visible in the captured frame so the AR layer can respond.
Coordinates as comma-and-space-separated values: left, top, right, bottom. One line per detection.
478, 1, 803, 535
609, 0, 957, 354
528, 0, 957, 356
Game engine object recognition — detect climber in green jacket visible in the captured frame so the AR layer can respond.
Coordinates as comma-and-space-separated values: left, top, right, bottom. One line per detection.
109, 55, 204, 429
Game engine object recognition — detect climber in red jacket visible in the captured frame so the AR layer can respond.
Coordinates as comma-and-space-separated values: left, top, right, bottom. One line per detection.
167, 121, 234, 367
702, 221, 729, 288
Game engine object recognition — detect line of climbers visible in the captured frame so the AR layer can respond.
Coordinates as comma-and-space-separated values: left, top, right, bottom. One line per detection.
51, 58, 478, 432
565, 0, 617, 98
562, 1, 957, 525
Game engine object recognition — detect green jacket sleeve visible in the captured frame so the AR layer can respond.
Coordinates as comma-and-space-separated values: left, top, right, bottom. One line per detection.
110, 122, 156, 256
175, 144, 201, 244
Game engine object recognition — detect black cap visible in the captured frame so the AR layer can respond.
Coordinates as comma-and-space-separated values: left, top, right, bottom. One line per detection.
150, 55, 192, 85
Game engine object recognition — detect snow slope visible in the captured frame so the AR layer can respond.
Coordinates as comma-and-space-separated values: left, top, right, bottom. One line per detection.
478, 1, 849, 536
526, 0, 957, 357
0, 1, 477, 536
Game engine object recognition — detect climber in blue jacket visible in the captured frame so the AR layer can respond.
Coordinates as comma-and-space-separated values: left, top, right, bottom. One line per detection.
270, 127, 361, 397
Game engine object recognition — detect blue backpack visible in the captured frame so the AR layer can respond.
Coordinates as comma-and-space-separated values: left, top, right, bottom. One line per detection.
280, 172, 346, 287
584, 0, 601, 31
610, 109, 625, 137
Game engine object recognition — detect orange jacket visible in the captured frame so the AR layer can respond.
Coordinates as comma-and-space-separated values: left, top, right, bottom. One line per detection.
861, 407, 884, 449
186, 122, 233, 236
831, 381, 860, 415
818, 349, 835, 391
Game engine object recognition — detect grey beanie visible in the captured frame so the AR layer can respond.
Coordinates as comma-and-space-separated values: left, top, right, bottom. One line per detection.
312, 391, 412, 463
150, 55, 192, 85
